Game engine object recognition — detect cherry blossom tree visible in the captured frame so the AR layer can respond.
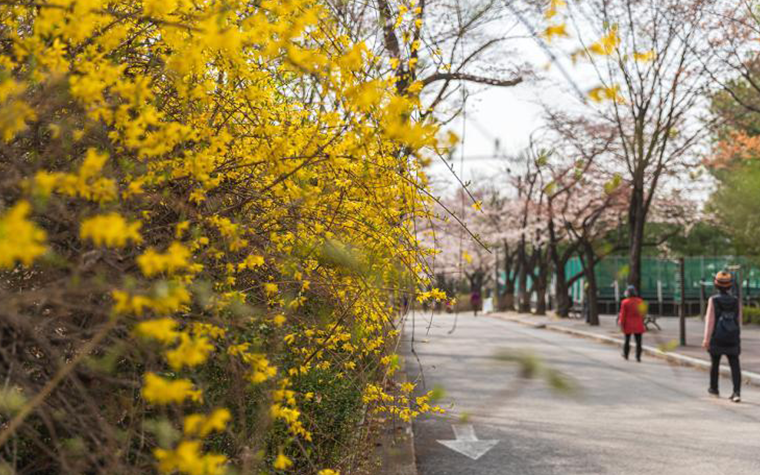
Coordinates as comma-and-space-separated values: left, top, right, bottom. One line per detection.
534, 0, 719, 291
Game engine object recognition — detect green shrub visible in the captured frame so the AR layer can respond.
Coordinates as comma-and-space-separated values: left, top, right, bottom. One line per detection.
268, 368, 364, 473
743, 306, 760, 324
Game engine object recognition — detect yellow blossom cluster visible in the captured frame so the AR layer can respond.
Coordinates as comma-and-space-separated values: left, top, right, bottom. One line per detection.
0, 201, 46, 268
0, 0, 448, 473
138, 242, 194, 277
80, 213, 142, 248
589, 27, 621, 56
363, 383, 444, 422
540, 3, 654, 106
142, 373, 203, 405
34, 149, 117, 203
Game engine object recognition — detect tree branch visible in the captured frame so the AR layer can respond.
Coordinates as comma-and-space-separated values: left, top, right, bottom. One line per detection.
421, 72, 523, 88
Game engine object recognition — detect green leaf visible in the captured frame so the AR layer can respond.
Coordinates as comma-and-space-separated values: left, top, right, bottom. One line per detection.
0, 387, 27, 416
604, 174, 622, 194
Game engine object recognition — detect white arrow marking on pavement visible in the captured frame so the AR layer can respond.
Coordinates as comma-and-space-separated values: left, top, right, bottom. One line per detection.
437, 424, 499, 460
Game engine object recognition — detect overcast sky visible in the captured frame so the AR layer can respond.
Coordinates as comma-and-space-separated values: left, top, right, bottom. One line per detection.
425, 22, 591, 193
424, 22, 715, 207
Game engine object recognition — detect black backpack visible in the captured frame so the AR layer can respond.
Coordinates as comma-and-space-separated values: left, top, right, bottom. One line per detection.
713, 296, 740, 347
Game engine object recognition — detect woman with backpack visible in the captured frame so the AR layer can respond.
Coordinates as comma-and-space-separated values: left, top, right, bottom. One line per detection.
702, 271, 742, 403
618, 285, 646, 362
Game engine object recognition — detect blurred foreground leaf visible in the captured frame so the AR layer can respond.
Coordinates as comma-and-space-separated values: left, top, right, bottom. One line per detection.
493, 350, 578, 395
658, 339, 679, 352
429, 385, 446, 403
0, 387, 27, 416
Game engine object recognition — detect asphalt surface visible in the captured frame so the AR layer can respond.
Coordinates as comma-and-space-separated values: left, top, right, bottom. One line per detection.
402, 312, 760, 475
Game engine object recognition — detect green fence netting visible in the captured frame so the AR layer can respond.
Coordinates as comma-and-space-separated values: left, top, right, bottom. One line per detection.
567, 256, 760, 303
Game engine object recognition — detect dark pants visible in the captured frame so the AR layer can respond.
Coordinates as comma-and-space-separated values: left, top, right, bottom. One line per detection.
710, 353, 741, 395
623, 333, 642, 361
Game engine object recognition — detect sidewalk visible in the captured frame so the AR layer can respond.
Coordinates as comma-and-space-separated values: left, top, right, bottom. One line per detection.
493, 311, 760, 385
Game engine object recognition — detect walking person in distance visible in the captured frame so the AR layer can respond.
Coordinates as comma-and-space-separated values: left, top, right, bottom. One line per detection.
470, 290, 482, 316
703, 271, 742, 403
618, 285, 646, 362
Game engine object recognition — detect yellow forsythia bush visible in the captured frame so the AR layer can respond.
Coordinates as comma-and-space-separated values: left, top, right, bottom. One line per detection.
0, 0, 443, 473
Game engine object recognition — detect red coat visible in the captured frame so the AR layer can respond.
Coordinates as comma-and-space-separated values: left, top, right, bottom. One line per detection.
618, 297, 646, 335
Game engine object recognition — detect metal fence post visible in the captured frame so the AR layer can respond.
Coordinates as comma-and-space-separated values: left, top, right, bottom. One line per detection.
700, 279, 706, 319
745, 276, 750, 307
679, 257, 686, 346
657, 280, 663, 317
494, 245, 499, 310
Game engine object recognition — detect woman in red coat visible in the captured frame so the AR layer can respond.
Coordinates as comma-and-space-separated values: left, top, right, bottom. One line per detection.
618, 285, 647, 362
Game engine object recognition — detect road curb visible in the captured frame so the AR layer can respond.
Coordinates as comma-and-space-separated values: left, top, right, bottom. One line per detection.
376, 318, 417, 475
498, 314, 760, 387
376, 367, 417, 475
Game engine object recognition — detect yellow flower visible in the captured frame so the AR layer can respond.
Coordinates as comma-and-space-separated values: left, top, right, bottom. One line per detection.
183, 408, 231, 437
143, 0, 179, 18
589, 27, 620, 55
542, 24, 569, 42
80, 148, 108, 179
273, 452, 293, 470
152, 283, 192, 315
0, 98, 35, 142
142, 373, 202, 405
0, 201, 47, 268
165, 333, 214, 370
137, 242, 192, 277
545, 0, 566, 19
154, 440, 226, 475
191, 323, 226, 339
245, 353, 277, 383
112, 290, 150, 316
80, 213, 142, 247
175, 220, 190, 238
134, 318, 180, 344
588, 85, 625, 104
34, 171, 60, 197
43, 149, 118, 203
633, 50, 654, 62
189, 188, 206, 204
237, 254, 265, 271
318, 470, 340, 475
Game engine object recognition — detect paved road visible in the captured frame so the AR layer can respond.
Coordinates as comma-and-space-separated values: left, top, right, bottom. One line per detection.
402, 312, 760, 475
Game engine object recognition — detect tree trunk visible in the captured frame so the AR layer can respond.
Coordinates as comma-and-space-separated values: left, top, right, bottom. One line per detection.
549, 238, 571, 318
534, 284, 547, 315
467, 271, 486, 313
581, 241, 600, 326
503, 256, 520, 312
468, 272, 484, 297
502, 281, 516, 311
548, 216, 574, 318
628, 185, 646, 291
535, 280, 547, 315
517, 239, 531, 313
499, 242, 516, 311
534, 250, 550, 316
549, 248, 580, 318
554, 271, 570, 317
518, 272, 530, 313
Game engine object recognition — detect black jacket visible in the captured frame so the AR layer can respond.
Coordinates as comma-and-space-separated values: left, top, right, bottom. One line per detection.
709, 293, 741, 356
